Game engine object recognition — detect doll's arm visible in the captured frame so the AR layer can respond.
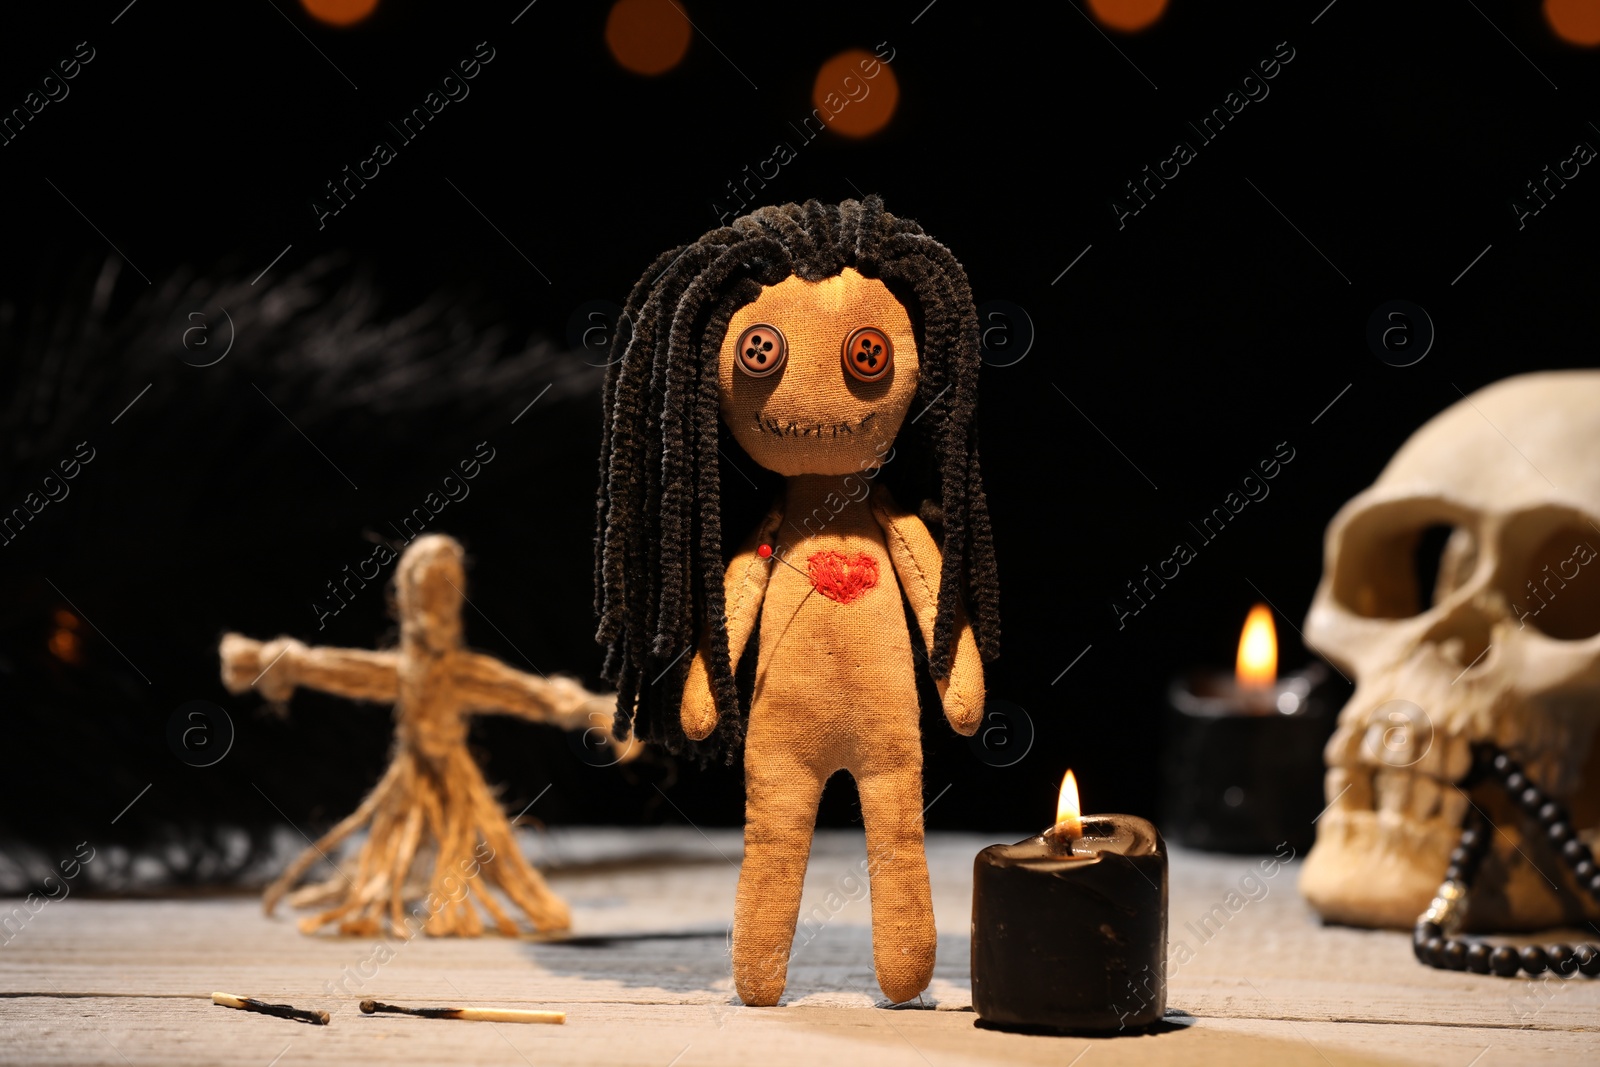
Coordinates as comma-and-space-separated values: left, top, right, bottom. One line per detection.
219, 634, 399, 705
680, 504, 784, 740
869, 486, 985, 736
456, 656, 638, 762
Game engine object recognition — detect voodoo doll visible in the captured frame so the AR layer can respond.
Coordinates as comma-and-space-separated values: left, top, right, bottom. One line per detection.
594, 196, 1001, 1004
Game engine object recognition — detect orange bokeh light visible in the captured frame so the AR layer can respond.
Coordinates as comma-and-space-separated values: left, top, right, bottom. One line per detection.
49, 608, 82, 663
1545, 0, 1600, 46
606, 0, 692, 76
301, 0, 379, 27
812, 49, 898, 139
49, 628, 82, 664
1087, 0, 1167, 33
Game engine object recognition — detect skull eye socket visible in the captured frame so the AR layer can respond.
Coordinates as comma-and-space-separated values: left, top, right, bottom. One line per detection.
734, 323, 787, 378
1506, 519, 1600, 640
1332, 510, 1600, 639
841, 326, 893, 383
1332, 515, 1477, 620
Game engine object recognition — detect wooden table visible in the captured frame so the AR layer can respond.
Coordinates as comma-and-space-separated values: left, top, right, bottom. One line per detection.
3, 829, 1596, 1065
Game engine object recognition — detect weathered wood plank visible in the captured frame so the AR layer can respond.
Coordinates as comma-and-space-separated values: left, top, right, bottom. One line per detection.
2, 829, 1596, 1066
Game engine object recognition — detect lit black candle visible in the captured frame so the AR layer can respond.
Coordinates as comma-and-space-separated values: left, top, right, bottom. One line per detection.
972, 771, 1168, 1034
1162, 605, 1336, 852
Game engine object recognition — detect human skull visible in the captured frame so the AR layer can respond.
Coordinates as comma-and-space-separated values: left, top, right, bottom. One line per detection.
1300, 371, 1600, 930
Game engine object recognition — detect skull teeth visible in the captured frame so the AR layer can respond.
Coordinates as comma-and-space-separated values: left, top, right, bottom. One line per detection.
1372, 766, 1411, 815
1324, 741, 1480, 827
1325, 721, 1472, 785
1325, 765, 1371, 812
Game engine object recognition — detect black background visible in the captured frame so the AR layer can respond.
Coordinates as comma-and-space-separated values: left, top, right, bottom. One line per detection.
1, 0, 1596, 880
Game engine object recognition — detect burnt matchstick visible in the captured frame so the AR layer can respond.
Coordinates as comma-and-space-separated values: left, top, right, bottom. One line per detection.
211, 992, 329, 1026
359, 999, 565, 1025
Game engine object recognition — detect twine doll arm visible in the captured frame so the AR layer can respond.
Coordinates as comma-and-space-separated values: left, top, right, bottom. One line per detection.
680, 504, 784, 740
219, 633, 399, 705
455, 656, 638, 762
869, 486, 985, 735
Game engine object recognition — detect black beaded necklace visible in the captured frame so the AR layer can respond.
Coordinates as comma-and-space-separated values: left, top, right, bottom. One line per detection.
1413, 742, 1600, 978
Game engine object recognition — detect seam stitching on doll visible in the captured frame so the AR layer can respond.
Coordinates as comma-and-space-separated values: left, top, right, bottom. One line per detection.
878, 503, 940, 649
750, 412, 877, 438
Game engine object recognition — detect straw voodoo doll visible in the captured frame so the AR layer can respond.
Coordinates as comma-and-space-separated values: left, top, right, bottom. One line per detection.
221, 534, 632, 938
595, 196, 1001, 1004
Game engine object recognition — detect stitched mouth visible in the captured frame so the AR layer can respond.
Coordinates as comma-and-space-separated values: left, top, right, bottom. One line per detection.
751, 410, 877, 439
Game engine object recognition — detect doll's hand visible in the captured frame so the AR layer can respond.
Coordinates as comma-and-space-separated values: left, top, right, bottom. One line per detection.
679, 647, 720, 741
938, 676, 983, 736
937, 621, 985, 736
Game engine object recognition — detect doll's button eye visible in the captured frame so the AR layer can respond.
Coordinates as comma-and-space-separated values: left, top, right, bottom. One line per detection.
842, 326, 893, 383
735, 323, 787, 378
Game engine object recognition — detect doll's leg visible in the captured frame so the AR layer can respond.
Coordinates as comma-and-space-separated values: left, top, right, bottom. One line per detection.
732, 748, 826, 1006
856, 761, 936, 1003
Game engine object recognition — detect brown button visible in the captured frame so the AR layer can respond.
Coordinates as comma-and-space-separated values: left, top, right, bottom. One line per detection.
842, 326, 893, 382
735, 323, 787, 377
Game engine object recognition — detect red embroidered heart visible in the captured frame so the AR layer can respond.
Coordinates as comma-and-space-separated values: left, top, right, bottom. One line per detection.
806, 550, 880, 604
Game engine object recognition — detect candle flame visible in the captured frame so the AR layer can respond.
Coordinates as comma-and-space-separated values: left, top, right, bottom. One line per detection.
1236, 604, 1277, 688
1054, 769, 1083, 839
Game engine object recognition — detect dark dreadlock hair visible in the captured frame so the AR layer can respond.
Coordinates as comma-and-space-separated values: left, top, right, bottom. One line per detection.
594, 196, 1000, 763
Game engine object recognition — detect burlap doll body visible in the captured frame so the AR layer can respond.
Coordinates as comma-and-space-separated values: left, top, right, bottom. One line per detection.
596, 197, 1000, 1005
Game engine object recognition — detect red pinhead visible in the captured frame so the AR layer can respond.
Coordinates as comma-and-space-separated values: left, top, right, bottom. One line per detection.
757, 544, 773, 559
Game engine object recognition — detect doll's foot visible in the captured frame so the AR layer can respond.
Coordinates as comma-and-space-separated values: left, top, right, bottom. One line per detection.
733, 973, 786, 1007
732, 943, 791, 1006
874, 935, 935, 1004
875, 969, 932, 1006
